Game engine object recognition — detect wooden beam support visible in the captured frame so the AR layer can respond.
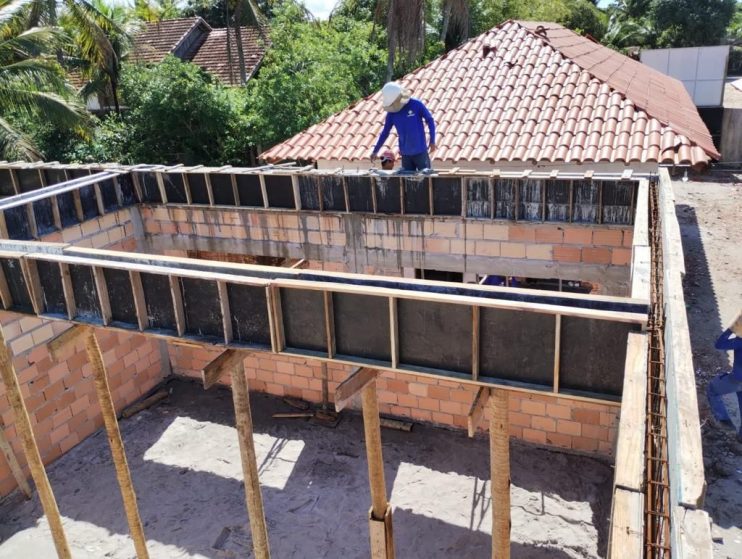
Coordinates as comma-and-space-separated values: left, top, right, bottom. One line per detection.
231, 361, 271, 559
201, 349, 246, 390
361, 377, 395, 559
389, 298, 399, 369
0, 326, 72, 559
83, 327, 150, 559
607, 488, 643, 559
129, 271, 148, 331
334, 366, 374, 412
20, 258, 43, 315
553, 314, 562, 393
217, 280, 233, 343
0, 264, 12, 309
467, 387, 489, 438
472, 306, 480, 381
490, 388, 510, 559
169, 276, 185, 336
92, 266, 112, 326
48, 325, 87, 361
59, 262, 76, 320
0, 420, 32, 498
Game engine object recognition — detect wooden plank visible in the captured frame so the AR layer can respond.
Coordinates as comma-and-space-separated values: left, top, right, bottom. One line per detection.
0, 212, 8, 239
553, 314, 562, 393
0, 327, 72, 559
231, 362, 271, 559
270, 285, 285, 351
0, 263, 12, 309
490, 388, 510, 559
204, 173, 215, 206
607, 488, 643, 559
217, 280, 233, 343
129, 271, 148, 331
472, 306, 480, 381
231, 174, 241, 206
20, 258, 43, 315
0, 421, 32, 498
632, 180, 649, 247
258, 174, 269, 209
93, 182, 106, 215
59, 262, 76, 319
50, 196, 62, 230
614, 332, 648, 491
25, 204, 38, 239
72, 189, 84, 222
324, 290, 335, 358
92, 266, 112, 325
169, 276, 185, 336
48, 325, 87, 361
334, 366, 374, 412
201, 349, 246, 390
467, 386, 489, 438
389, 297, 399, 368
84, 328, 150, 559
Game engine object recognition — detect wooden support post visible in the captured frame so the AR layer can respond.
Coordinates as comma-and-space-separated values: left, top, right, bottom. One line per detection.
324, 291, 335, 358
472, 306, 480, 381
0, 264, 12, 309
217, 280, 233, 343
169, 276, 185, 336
92, 267, 112, 326
490, 388, 510, 559
334, 366, 373, 412
93, 182, 106, 215
20, 258, 43, 315
83, 327, 150, 559
231, 361, 271, 559
0, 420, 32, 498
59, 263, 76, 320
129, 271, 148, 331
467, 386, 489, 438
51, 196, 62, 230
553, 314, 561, 393
0, 326, 72, 559
201, 349, 246, 390
361, 377, 394, 559
72, 190, 84, 222
389, 298, 398, 369
320, 361, 329, 411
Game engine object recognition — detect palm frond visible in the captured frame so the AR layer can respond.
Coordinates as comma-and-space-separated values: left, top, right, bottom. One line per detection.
0, 25, 65, 59
0, 85, 89, 127
63, 0, 117, 73
0, 114, 41, 160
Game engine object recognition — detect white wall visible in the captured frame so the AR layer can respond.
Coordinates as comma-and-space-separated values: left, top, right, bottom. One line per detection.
641, 46, 730, 107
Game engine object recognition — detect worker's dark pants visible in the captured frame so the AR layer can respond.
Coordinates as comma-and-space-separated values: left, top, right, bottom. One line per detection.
401, 151, 431, 171
707, 372, 742, 430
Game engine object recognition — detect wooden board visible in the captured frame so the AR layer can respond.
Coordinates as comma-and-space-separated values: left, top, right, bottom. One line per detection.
479, 308, 555, 386
264, 175, 295, 209
1, 258, 32, 312
79, 185, 99, 219
0, 169, 15, 196
298, 175, 320, 210
104, 268, 138, 326
32, 199, 56, 236
560, 316, 637, 396
466, 178, 490, 218
494, 179, 516, 219
188, 174, 210, 204
226, 284, 271, 347
56, 192, 79, 227
141, 272, 176, 331
374, 177, 401, 214
180, 277, 224, 340
98, 179, 119, 210
15, 169, 41, 192
346, 176, 374, 212
137, 172, 162, 203
431, 177, 461, 216
398, 299, 472, 374
519, 179, 543, 221
573, 180, 599, 223
210, 174, 236, 206
235, 174, 264, 207
280, 288, 326, 352
37, 261, 66, 316
608, 488, 643, 559
601, 181, 634, 225
3, 207, 32, 239
545, 180, 571, 221
162, 174, 188, 204
69, 264, 101, 322
320, 176, 345, 212
402, 178, 428, 215
117, 173, 137, 206
333, 292, 391, 363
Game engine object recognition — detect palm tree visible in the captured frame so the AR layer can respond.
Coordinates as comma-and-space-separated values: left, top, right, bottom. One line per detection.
0, 0, 89, 160
130, 0, 180, 23
373, 0, 425, 81
439, 0, 468, 51
228, 0, 267, 85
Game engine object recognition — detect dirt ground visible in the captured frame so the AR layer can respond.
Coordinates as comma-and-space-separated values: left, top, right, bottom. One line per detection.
675, 170, 742, 559
0, 379, 612, 558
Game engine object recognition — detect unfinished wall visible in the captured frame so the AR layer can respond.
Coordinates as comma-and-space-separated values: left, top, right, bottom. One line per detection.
0, 208, 162, 498
168, 344, 619, 456
139, 206, 634, 294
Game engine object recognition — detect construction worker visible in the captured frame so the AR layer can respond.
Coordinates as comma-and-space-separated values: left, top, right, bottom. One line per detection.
380, 149, 396, 171
707, 311, 742, 441
370, 82, 436, 172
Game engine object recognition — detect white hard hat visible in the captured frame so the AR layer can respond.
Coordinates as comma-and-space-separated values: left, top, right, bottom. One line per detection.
381, 82, 411, 113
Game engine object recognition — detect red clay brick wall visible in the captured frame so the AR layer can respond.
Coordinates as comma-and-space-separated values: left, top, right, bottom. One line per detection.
0, 317, 165, 497
139, 206, 633, 293
168, 344, 619, 457
40, 208, 136, 249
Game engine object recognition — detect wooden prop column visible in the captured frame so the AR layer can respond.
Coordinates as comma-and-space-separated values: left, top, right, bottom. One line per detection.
0, 327, 72, 559
335, 367, 395, 559
490, 388, 511, 559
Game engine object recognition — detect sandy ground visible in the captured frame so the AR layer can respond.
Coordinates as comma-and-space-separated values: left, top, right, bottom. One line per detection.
0, 379, 612, 558
675, 171, 742, 559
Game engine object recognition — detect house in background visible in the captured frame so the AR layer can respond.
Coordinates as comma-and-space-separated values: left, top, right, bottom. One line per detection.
262, 20, 718, 173
78, 17, 267, 111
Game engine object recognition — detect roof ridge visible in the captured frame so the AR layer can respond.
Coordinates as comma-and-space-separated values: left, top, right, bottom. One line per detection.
512, 20, 718, 159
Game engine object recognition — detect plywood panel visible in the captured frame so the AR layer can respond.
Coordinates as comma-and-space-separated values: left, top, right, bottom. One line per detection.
37, 261, 66, 316
235, 175, 264, 207
180, 277, 223, 339
298, 175, 320, 210
69, 264, 101, 321
1, 259, 32, 312
56, 192, 79, 227
138, 172, 162, 203
431, 177, 461, 215
320, 176, 345, 211
226, 284, 271, 347
280, 288, 326, 352
141, 273, 176, 331
374, 176, 401, 214
3, 207, 32, 239
466, 178, 490, 218
211, 174, 236, 206
479, 308, 555, 386
33, 199, 56, 236
333, 292, 391, 363
264, 175, 295, 209
398, 299, 472, 374
403, 177, 429, 214
105, 268, 138, 326
346, 176, 374, 212
188, 174, 210, 204
162, 174, 187, 204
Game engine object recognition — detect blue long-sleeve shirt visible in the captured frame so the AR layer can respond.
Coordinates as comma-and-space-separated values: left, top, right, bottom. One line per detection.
373, 98, 435, 157
716, 328, 742, 379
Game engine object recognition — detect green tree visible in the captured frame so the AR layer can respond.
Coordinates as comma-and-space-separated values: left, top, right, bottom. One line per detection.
245, 3, 386, 149
130, 0, 182, 23
113, 56, 249, 164
0, 0, 89, 160
652, 0, 736, 47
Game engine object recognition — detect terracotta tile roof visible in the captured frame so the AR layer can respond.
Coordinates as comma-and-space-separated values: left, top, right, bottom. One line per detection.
261, 20, 718, 167
130, 17, 210, 65
190, 26, 267, 85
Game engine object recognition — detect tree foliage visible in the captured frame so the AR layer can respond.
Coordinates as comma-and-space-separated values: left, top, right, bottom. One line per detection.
245, 3, 386, 149
652, 0, 737, 47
